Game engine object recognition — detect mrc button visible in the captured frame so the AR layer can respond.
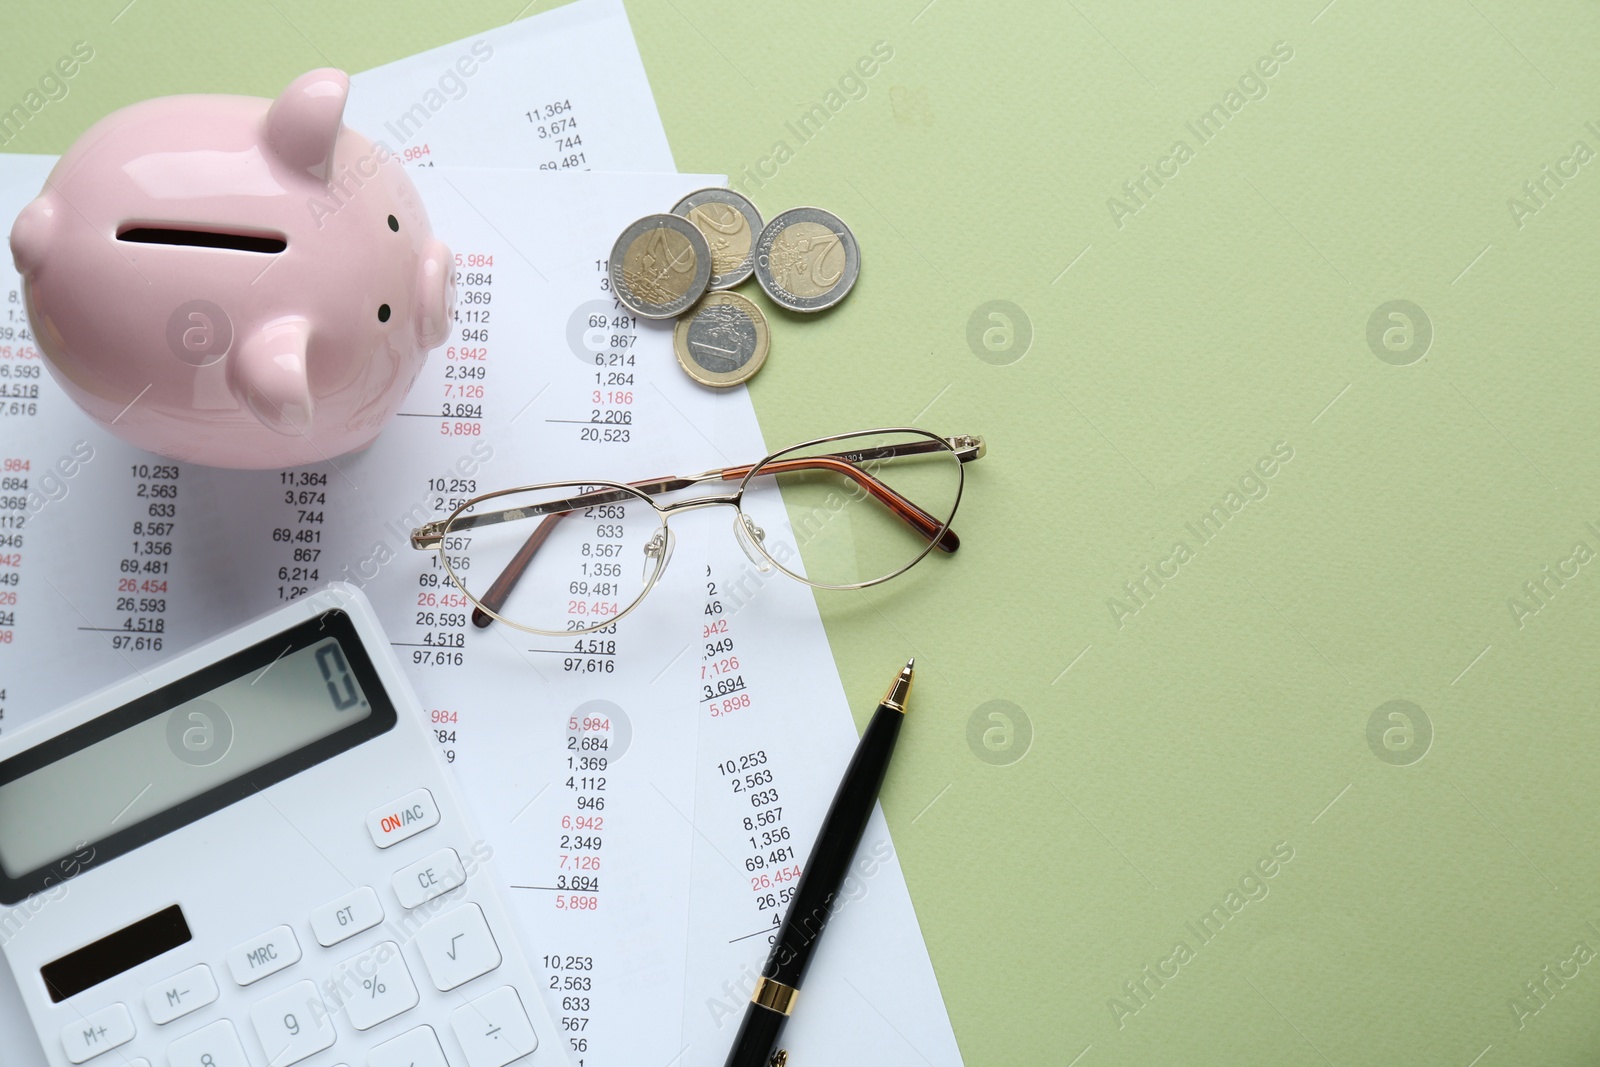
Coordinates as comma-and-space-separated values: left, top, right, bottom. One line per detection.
226, 925, 301, 986
367, 788, 441, 849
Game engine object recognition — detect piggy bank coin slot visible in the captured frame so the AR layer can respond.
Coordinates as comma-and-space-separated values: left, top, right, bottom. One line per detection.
117, 226, 286, 254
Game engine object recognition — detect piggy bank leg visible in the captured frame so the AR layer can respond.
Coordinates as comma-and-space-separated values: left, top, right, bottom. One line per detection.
230, 317, 314, 434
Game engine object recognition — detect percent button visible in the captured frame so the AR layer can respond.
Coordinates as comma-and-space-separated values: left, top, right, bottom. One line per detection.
331, 940, 419, 1031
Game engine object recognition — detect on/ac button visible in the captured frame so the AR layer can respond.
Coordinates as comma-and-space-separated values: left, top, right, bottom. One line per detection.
367, 788, 441, 849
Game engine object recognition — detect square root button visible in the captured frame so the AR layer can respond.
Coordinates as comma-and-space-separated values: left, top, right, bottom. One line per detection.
416, 903, 501, 991
367, 788, 440, 848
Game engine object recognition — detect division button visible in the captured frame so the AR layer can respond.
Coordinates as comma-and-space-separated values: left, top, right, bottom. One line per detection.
450, 986, 538, 1067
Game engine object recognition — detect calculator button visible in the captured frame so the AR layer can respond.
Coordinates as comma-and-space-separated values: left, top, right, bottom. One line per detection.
368, 1024, 450, 1067
144, 963, 219, 1025
227, 924, 302, 986
330, 940, 418, 1031
392, 847, 466, 909
250, 979, 335, 1066
367, 788, 441, 849
450, 986, 538, 1067
168, 1018, 250, 1067
415, 903, 502, 991
59, 1002, 134, 1063
311, 886, 384, 947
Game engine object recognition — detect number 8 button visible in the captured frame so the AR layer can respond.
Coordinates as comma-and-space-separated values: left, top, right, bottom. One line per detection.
167, 1020, 250, 1067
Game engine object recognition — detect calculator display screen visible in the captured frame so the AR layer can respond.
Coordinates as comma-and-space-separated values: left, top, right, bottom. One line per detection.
0, 619, 385, 888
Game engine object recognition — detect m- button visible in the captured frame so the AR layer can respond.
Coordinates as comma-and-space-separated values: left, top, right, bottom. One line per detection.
144, 963, 219, 1025
226, 925, 301, 986
367, 788, 440, 849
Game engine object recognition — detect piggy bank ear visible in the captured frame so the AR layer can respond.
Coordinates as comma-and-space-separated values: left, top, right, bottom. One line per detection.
265, 68, 350, 181
230, 318, 314, 435
415, 238, 455, 349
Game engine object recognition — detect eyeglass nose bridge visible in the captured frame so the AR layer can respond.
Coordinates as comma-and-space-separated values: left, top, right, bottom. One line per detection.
657, 492, 741, 515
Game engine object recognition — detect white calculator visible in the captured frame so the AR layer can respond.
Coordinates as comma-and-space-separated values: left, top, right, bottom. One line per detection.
0, 584, 565, 1067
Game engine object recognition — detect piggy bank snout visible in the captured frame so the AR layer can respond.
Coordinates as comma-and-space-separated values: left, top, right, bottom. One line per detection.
414, 238, 454, 350
10, 196, 58, 277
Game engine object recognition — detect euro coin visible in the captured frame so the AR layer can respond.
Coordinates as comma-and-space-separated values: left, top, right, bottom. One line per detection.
608, 213, 712, 319
673, 291, 770, 388
753, 207, 859, 312
672, 187, 763, 290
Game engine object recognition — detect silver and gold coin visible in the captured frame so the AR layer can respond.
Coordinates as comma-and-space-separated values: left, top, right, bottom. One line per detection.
752, 207, 860, 313
608, 213, 712, 319
673, 291, 770, 388
672, 188, 763, 290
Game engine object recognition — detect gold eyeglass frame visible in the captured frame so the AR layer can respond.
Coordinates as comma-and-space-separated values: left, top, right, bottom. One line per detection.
410, 428, 986, 636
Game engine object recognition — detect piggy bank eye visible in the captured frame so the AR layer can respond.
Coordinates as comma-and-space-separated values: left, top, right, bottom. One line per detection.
387, 215, 399, 232
378, 304, 391, 323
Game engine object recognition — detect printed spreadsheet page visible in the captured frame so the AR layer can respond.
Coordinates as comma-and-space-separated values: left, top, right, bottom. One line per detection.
0, 3, 961, 1066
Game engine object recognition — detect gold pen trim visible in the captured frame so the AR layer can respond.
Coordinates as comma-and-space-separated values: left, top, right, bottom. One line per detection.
752, 976, 800, 1015
879, 658, 914, 714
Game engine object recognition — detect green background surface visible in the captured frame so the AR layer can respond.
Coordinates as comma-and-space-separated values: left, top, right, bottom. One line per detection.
8, 1, 1600, 1063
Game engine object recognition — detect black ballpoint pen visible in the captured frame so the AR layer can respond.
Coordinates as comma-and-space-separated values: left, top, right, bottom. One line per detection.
723, 658, 915, 1067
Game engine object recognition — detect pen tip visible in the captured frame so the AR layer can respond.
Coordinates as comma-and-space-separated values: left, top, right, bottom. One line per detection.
883, 658, 914, 711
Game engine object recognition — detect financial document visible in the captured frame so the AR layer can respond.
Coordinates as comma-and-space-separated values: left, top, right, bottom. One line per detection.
0, 3, 961, 1065
344, 0, 675, 175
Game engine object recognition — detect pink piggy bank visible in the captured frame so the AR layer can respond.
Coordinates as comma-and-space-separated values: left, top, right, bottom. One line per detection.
8, 68, 454, 468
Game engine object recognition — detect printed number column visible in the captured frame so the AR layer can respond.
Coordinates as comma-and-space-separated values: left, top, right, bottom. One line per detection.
703, 567, 799, 946
114, 463, 177, 655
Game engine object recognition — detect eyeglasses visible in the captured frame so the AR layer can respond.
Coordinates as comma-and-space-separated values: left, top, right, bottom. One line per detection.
409, 428, 985, 635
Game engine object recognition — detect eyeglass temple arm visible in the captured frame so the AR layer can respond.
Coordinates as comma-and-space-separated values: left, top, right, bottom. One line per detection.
430, 476, 686, 629
715, 455, 960, 553
451, 475, 707, 628
415, 435, 984, 629
469, 513, 562, 629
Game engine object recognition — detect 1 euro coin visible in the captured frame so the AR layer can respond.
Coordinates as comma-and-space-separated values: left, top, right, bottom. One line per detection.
753, 207, 860, 312
609, 213, 712, 319
673, 291, 770, 388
